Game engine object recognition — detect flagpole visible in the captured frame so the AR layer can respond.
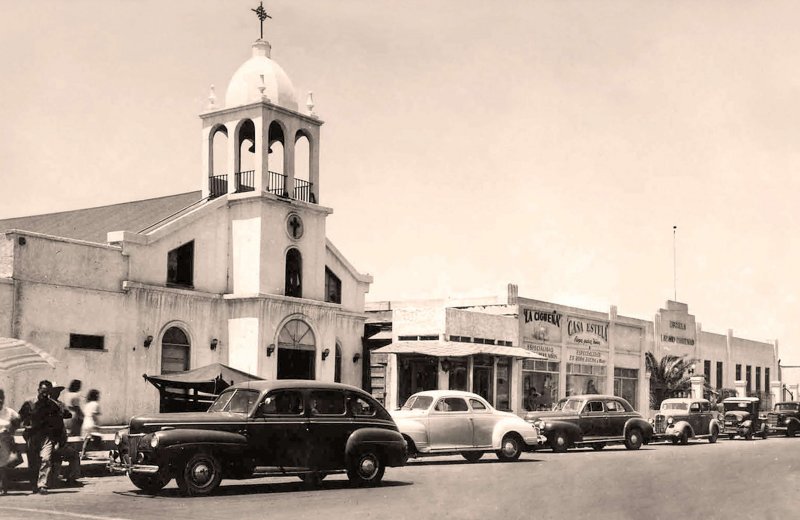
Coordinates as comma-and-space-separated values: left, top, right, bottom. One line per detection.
673, 225, 677, 301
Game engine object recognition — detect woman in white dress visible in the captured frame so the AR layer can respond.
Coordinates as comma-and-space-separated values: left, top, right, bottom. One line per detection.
79, 389, 101, 460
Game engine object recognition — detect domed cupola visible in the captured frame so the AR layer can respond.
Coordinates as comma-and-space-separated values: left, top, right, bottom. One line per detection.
225, 39, 298, 111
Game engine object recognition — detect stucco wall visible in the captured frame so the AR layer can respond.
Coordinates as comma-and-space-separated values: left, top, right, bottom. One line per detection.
0, 234, 13, 279
393, 306, 445, 338
445, 308, 516, 343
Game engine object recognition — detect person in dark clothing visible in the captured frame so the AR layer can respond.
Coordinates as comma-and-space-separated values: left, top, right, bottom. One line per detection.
18, 380, 67, 495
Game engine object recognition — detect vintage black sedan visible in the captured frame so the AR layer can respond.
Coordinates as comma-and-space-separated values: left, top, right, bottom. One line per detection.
524, 394, 653, 452
108, 380, 407, 496
766, 402, 800, 437
721, 396, 768, 440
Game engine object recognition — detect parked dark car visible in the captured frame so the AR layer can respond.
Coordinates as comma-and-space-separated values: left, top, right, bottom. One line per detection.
523, 395, 653, 452
652, 398, 721, 444
108, 380, 407, 496
721, 396, 768, 440
766, 402, 800, 437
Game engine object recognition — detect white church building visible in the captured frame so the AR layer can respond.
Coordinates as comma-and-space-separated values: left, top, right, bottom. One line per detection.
0, 31, 372, 423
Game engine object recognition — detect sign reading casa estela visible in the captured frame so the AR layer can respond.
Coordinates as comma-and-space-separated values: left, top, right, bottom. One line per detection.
567, 318, 608, 347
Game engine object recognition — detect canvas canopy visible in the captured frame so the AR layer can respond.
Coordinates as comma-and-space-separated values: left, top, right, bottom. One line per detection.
143, 363, 262, 412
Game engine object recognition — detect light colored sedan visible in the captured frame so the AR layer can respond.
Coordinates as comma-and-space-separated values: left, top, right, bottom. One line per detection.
391, 390, 545, 462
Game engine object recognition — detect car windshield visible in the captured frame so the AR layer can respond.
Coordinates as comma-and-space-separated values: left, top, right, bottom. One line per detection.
401, 395, 434, 410
723, 401, 752, 412
661, 402, 688, 411
775, 403, 799, 412
207, 389, 260, 414
560, 398, 583, 412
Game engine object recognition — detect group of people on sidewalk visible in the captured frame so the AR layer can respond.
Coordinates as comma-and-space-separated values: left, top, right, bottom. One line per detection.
0, 379, 102, 495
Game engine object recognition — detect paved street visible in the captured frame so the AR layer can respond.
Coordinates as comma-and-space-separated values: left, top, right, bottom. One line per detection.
0, 437, 797, 520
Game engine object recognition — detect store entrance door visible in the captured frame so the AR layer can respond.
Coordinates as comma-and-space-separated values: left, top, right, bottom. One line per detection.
398, 356, 438, 405
473, 365, 493, 403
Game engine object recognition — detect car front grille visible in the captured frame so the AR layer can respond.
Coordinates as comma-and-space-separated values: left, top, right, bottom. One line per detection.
724, 413, 739, 426
127, 434, 144, 461
767, 414, 782, 427
654, 415, 667, 434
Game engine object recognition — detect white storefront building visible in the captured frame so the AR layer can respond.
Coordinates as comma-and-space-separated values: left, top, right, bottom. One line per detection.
367, 285, 780, 414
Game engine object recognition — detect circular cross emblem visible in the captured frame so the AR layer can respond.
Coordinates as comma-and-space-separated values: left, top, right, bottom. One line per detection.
286, 213, 304, 240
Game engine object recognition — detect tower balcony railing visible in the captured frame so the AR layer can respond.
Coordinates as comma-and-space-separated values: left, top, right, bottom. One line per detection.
235, 170, 255, 193
293, 178, 315, 203
211, 171, 316, 204
208, 174, 228, 199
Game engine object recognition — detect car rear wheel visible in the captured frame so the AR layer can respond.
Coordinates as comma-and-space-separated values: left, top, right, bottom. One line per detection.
176, 452, 222, 497
787, 425, 797, 438
551, 431, 569, 453
347, 449, 385, 487
461, 451, 483, 462
728, 434, 736, 440
709, 426, 719, 444
129, 469, 171, 494
591, 443, 605, 451
496, 434, 522, 462
624, 428, 643, 450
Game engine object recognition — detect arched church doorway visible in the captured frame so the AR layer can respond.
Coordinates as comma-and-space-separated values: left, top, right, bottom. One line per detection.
277, 319, 316, 380
161, 326, 191, 374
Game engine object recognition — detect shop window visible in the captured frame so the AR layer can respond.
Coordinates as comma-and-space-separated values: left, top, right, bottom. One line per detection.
285, 248, 302, 297
746, 365, 752, 394
756, 367, 761, 392
765, 368, 770, 393
567, 363, 606, 397
449, 335, 471, 343
704, 360, 711, 381
496, 358, 511, 411
613, 367, 638, 410
523, 361, 559, 411
716, 362, 723, 389
325, 267, 342, 304
167, 241, 194, 288
68, 333, 104, 351
448, 359, 468, 391
735, 364, 742, 380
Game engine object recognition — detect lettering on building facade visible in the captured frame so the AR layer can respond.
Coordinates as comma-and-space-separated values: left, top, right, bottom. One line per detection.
567, 317, 608, 346
521, 307, 563, 343
669, 320, 686, 330
567, 348, 607, 365
523, 342, 560, 361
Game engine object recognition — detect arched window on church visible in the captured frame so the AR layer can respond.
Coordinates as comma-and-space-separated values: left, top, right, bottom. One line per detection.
294, 132, 311, 202
161, 326, 190, 374
268, 120, 286, 196
236, 119, 256, 192
277, 319, 315, 380
285, 248, 302, 298
209, 125, 228, 198
334, 342, 342, 383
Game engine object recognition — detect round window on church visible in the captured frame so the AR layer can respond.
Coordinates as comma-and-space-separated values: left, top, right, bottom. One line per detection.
286, 213, 304, 240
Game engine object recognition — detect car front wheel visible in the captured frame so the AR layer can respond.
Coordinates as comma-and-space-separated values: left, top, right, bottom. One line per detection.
624, 428, 643, 450
496, 434, 522, 462
679, 428, 689, 445
461, 451, 483, 462
176, 452, 223, 497
787, 425, 797, 438
129, 469, 171, 494
551, 431, 569, 453
347, 449, 385, 487
709, 425, 719, 444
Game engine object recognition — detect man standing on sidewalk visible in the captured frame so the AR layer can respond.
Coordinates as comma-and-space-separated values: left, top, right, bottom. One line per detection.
18, 380, 67, 495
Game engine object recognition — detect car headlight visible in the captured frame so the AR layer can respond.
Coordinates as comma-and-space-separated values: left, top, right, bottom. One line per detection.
149, 434, 160, 449
667, 417, 674, 425
114, 430, 124, 446
533, 419, 546, 430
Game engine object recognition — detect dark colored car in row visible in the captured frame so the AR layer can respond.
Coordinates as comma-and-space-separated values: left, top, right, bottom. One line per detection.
721, 396, 768, 440
524, 395, 653, 452
108, 381, 407, 496
766, 401, 800, 437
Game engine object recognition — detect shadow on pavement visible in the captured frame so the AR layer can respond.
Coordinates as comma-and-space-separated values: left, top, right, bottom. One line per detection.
113, 478, 412, 498
408, 457, 540, 466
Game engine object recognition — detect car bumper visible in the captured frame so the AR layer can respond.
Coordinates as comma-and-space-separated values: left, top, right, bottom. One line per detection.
107, 449, 160, 475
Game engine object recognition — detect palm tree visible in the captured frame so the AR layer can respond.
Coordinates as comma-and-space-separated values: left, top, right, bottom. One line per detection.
645, 352, 699, 409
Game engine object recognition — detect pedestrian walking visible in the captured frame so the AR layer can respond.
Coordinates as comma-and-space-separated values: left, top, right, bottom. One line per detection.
18, 380, 66, 495
62, 380, 83, 437
80, 389, 101, 460
0, 389, 22, 495
50, 391, 82, 487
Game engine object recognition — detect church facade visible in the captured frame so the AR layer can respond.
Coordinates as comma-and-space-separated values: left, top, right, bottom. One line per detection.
0, 34, 372, 423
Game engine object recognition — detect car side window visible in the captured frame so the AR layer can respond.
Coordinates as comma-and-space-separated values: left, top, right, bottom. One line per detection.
309, 390, 346, 416
469, 399, 489, 412
689, 403, 701, 413
700, 402, 710, 412
348, 394, 376, 417
435, 397, 469, 412
584, 401, 604, 413
605, 401, 621, 413
258, 390, 304, 416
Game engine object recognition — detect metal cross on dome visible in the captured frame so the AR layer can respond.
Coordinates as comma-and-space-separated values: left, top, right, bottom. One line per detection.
251, 1, 272, 40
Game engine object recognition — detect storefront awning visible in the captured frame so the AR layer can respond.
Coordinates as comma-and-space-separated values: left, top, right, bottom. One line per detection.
372, 340, 546, 359
367, 330, 392, 341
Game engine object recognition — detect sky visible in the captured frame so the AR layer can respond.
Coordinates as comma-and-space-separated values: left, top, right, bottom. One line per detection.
2, 1, 799, 362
